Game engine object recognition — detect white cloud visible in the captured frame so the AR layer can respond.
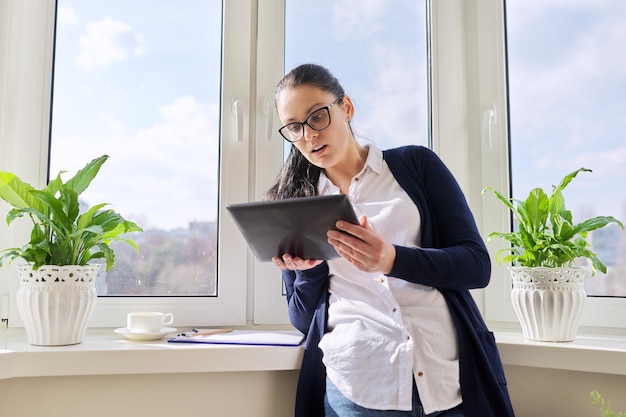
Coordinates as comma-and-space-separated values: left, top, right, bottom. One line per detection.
104, 97, 218, 230
133, 96, 219, 173
509, 2, 626, 139
52, 96, 219, 230
332, 0, 387, 39
75, 17, 145, 69
354, 45, 427, 147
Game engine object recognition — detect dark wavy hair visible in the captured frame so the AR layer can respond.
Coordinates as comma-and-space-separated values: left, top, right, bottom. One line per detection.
265, 64, 346, 200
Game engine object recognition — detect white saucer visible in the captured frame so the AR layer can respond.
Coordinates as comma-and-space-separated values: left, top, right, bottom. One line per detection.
114, 327, 177, 341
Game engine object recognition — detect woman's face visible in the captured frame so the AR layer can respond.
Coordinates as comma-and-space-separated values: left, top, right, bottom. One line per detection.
276, 85, 354, 170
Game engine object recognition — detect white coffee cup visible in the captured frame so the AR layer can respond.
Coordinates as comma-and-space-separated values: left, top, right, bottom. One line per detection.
127, 312, 174, 333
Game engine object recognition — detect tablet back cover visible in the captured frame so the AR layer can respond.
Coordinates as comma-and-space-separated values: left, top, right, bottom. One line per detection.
226, 194, 358, 262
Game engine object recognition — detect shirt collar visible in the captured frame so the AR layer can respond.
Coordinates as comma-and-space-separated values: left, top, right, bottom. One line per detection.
364, 143, 383, 175
317, 143, 383, 193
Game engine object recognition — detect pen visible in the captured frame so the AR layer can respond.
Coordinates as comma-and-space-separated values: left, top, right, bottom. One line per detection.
189, 328, 234, 337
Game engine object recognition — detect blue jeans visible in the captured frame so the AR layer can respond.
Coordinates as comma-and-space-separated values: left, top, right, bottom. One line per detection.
324, 378, 465, 417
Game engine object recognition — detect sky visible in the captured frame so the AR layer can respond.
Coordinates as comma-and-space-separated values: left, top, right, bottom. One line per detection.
52, 1, 222, 231
507, 0, 626, 220
51, 0, 427, 231
50, 0, 625, 232
285, 0, 428, 147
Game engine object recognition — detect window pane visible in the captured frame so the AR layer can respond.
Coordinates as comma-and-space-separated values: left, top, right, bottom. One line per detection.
507, 0, 626, 296
284, 0, 428, 149
50, 1, 222, 296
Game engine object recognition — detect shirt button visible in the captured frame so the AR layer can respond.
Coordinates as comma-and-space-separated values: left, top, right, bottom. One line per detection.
406, 335, 410, 340
354, 177, 360, 182
392, 307, 397, 313
378, 277, 385, 284
417, 371, 424, 377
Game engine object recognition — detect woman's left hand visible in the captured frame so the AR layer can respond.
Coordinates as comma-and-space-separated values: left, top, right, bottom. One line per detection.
272, 254, 322, 271
327, 215, 396, 274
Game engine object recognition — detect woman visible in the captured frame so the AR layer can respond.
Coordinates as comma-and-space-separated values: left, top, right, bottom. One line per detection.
267, 63, 515, 417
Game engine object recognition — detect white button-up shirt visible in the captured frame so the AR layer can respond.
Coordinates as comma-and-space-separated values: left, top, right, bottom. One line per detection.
317, 144, 461, 414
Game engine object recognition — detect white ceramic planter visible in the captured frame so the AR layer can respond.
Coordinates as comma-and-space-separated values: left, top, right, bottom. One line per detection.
16, 264, 100, 346
509, 266, 590, 342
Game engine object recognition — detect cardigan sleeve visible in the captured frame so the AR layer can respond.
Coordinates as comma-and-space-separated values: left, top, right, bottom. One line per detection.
282, 261, 330, 334
386, 146, 491, 290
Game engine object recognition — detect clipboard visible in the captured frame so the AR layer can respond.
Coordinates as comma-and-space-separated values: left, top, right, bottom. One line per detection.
168, 329, 304, 346
226, 194, 359, 262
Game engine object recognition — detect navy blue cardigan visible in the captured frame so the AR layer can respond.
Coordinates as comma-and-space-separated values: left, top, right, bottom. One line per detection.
282, 145, 515, 417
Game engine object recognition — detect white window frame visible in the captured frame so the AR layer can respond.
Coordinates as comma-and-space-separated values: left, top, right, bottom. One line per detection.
431, 0, 626, 333
429, 0, 513, 322
3, 0, 624, 332
0, 0, 255, 328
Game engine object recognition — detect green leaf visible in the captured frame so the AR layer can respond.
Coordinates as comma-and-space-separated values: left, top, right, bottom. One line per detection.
77, 203, 108, 230
482, 186, 524, 226
573, 216, 624, 235
482, 186, 515, 211
44, 172, 65, 197
553, 167, 591, 195
524, 188, 549, 234
59, 187, 80, 225
0, 248, 22, 266
590, 389, 626, 417
0, 171, 46, 212
30, 190, 71, 234
65, 155, 109, 196
556, 219, 575, 242
5, 207, 30, 225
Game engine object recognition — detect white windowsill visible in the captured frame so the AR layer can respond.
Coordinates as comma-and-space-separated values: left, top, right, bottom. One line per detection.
0, 328, 304, 381
494, 330, 626, 375
1, 328, 626, 381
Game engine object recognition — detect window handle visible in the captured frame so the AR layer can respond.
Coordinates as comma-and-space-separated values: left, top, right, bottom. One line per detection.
482, 104, 497, 149
232, 98, 245, 142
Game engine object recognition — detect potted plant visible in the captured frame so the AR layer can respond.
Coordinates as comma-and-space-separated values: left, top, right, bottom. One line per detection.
482, 167, 623, 341
0, 155, 142, 345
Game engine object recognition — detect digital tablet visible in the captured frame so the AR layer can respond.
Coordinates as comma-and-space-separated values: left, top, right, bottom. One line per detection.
226, 194, 359, 262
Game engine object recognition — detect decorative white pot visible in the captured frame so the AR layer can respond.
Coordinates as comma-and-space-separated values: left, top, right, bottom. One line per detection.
16, 264, 100, 346
509, 266, 590, 342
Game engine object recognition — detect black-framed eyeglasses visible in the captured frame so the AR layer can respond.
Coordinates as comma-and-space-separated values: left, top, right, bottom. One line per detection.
278, 96, 344, 143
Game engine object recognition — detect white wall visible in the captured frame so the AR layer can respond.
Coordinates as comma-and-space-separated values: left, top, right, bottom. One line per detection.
0, 367, 624, 416
0, 371, 299, 417
506, 365, 626, 416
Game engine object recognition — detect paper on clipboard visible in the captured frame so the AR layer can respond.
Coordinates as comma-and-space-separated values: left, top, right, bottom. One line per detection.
168, 329, 304, 346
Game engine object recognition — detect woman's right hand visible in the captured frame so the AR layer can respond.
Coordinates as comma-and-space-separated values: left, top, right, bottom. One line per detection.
272, 254, 322, 271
